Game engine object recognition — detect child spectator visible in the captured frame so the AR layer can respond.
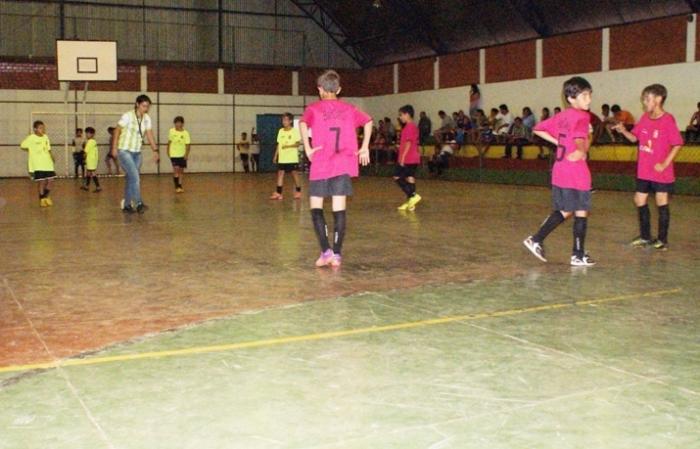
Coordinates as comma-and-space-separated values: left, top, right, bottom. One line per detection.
503, 117, 529, 160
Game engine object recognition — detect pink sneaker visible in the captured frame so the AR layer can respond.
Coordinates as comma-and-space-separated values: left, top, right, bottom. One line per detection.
315, 249, 334, 267
330, 254, 342, 268
294, 191, 302, 200
269, 192, 283, 200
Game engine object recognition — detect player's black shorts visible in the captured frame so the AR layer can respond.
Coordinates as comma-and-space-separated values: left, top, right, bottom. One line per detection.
31, 171, 56, 181
277, 163, 299, 173
394, 164, 419, 179
309, 174, 353, 197
73, 152, 84, 163
552, 186, 592, 212
170, 157, 188, 168
636, 178, 674, 194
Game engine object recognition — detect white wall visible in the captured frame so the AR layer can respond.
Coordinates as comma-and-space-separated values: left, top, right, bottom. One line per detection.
361, 61, 700, 128
0, 89, 364, 177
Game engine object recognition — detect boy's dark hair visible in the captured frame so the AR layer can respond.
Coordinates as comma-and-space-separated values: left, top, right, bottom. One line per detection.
499, 104, 508, 111
76, 128, 83, 133
642, 84, 667, 104
282, 112, 294, 121
317, 70, 340, 94
490, 108, 499, 114
438, 110, 446, 116
697, 102, 700, 108
107, 126, 115, 134
523, 107, 532, 115
514, 116, 523, 123
174, 116, 184, 124
33, 120, 44, 129
85, 127, 95, 134
563, 76, 592, 102
135, 94, 152, 105
470, 83, 480, 94
611, 104, 621, 113
399, 105, 414, 118
602, 103, 610, 109
241, 132, 247, 136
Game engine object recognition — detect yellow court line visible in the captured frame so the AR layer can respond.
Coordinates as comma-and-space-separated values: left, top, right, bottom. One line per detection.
0, 288, 682, 375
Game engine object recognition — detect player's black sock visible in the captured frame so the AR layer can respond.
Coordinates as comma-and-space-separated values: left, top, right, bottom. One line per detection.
311, 208, 330, 252
407, 182, 416, 197
295, 186, 301, 193
93, 176, 100, 187
84, 177, 90, 187
658, 205, 670, 243
333, 210, 346, 255
637, 205, 651, 240
39, 191, 46, 199
573, 216, 587, 258
276, 186, 283, 194
173, 177, 179, 188
532, 211, 565, 243
44, 189, 50, 198
395, 178, 412, 198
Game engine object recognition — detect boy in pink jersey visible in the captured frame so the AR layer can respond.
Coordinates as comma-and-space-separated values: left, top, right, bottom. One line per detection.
395, 104, 422, 211
614, 84, 683, 250
523, 76, 595, 267
299, 70, 373, 268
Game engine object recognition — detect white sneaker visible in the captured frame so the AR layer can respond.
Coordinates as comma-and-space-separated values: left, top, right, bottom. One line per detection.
523, 237, 547, 262
571, 254, 596, 267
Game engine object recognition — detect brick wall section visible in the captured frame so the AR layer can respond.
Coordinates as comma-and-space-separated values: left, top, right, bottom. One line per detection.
543, 30, 602, 77
439, 50, 479, 89
0, 62, 59, 90
363, 65, 394, 96
486, 40, 536, 83
148, 65, 218, 93
225, 67, 292, 95
398, 58, 434, 93
70, 64, 141, 91
610, 16, 687, 70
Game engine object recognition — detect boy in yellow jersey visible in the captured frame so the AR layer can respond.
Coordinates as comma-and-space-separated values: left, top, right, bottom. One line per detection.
80, 127, 101, 193
20, 121, 56, 207
168, 116, 191, 193
270, 113, 302, 200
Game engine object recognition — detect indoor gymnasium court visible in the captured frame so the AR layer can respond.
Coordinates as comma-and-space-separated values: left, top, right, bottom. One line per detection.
1, 1, 700, 448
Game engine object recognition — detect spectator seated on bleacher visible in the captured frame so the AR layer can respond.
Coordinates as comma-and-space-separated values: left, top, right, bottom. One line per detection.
609, 104, 635, 143
434, 110, 456, 143
534, 107, 555, 160
686, 102, 700, 143
428, 139, 457, 177
494, 104, 514, 142
502, 117, 530, 160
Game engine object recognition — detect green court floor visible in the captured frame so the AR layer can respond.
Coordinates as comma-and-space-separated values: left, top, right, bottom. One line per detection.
1, 175, 698, 448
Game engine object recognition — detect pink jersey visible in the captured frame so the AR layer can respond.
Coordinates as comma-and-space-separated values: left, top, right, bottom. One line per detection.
399, 122, 421, 165
632, 112, 683, 184
300, 99, 372, 181
534, 108, 591, 191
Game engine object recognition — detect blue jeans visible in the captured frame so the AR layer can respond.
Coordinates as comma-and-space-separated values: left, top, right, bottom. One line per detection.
118, 150, 143, 206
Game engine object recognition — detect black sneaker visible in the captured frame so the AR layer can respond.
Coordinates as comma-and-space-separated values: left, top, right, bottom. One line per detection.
651, 240, 668, 251
523, 236, 547, 262
136, 202, 147, 214
122, 206, 135, 214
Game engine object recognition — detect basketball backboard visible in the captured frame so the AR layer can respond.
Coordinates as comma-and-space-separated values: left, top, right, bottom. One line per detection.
56, 40, 117, 82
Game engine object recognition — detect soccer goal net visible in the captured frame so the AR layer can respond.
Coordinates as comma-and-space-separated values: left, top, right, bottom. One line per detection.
29, 111, 123, 178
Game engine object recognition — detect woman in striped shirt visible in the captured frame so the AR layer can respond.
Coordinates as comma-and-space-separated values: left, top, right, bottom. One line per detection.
110, 95, 159, 214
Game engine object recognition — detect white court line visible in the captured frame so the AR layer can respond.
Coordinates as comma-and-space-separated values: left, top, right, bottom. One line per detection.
2, 278, 116, 449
